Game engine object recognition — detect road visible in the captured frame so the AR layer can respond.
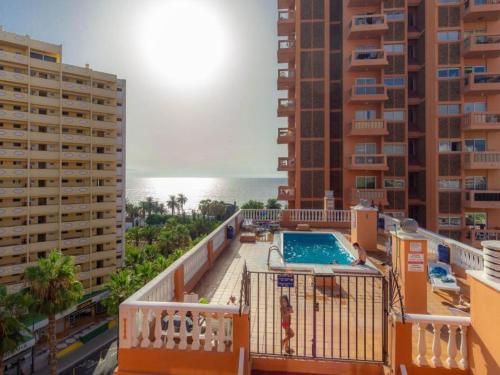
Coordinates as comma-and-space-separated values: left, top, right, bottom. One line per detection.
59, 340, 117, 375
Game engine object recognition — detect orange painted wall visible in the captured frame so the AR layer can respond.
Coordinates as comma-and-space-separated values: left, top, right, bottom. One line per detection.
351, 208, 378, 251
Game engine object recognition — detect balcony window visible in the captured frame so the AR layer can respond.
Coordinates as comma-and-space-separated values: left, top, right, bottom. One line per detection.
439, 0, 460, 3
437, 31, 460, 41
438, 104, 460, 116
384, 44, 404, 53
355, 110, 377, 120
355, 77, 376, 85
383, 111, 404, 121
438, 216, 462, 227
464, 139, 486, 152
464, 65, 486, 74
465, 212, 486, 228
355, 143, 377, 154
438, 179, 461, 190
384, 77, 405, 86
464, 102, 487, 113
383, 144, 406, 155
385, 11, 405, 21
438, 140, 461, 152
384, 179, 405, 188
465, 176, 487, 190
353, 15, 385, 25
437, 68, 460, 78
355, 176, 376, 189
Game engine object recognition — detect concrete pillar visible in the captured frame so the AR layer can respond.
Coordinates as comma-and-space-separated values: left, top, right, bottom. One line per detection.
207, 239, 214, 267
350, 204, 378, 251
391, 230, 428, 314
173, 265, 185, 302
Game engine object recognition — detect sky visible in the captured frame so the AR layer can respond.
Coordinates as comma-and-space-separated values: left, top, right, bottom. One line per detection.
0, 0, 286, 177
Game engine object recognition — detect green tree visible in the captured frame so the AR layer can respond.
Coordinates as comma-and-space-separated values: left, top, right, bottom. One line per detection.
140, 226, 159, 245
176, 194, 188, 214
167, 195, 178, 216
198, 199, 212, 218
126, 226, 141, 247
0, 286, 31, 375
125, 201, 141, 226
241, 200, 264, 209
102, 269, 138, 316
25, 251, 83, 375
266, 198, 282, 209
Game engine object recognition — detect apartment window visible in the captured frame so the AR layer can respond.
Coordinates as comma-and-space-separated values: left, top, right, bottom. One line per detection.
385, 11, 405, 21
439, 0, 459, 3
438, 140, 461, 152
354, 110, 377, 120
355, 143, 377, 154
438, 104, 460, 116
355, 77, 376, 85
384, 77, 405, 86
384, 179, 405, 188
464, 102, 487, 113
464, 66, 486, 74
383, 111, 404, 121
355, 176, 376, 189
438, 179, 461, 190
464, 139, 486, 152
437, 31, 460, 41
465, 176, 487, 190
437, 68, 460, 78
383, 144, 406, 155
465, 212, 486, 228
438, 216, 461, 227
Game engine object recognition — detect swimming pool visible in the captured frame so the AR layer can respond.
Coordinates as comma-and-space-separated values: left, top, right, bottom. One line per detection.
283, 232, 355, 265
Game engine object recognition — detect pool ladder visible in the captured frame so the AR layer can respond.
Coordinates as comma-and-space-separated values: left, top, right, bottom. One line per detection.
267, 245, 283, 267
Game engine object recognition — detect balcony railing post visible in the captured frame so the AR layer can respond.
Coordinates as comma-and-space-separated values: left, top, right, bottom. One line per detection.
207, 239, 214, 267
174, 265, 185, 302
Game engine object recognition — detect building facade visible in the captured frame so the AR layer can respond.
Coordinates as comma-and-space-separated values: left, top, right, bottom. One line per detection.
276, 0, 500, 242
0, 27, 126, 295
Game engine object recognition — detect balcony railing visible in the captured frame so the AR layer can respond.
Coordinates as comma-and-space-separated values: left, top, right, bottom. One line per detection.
277, 128, 295, 144
464, 151, 500, 169
277, 39, 295, 63
277, 186, 295, 200
349, 49, 388, 70
348, 15, 388, 39
349, 154, 388, 170
464, 190, 500, 208
348, 119, 387, 136
277, 98, 295, 117
463, 34, 500, 58
463, 0, 500, 21
466, 229, 500, 245
349, 85, 387, 102
277, 68, 295, 90
463, 112, 500, 131
277, 10, 295, 36
277, 157, 295, 171
464, 72, 500, 94
351, 188, 387, 205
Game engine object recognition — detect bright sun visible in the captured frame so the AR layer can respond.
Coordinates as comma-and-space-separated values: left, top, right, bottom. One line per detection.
140, 1, 228, 89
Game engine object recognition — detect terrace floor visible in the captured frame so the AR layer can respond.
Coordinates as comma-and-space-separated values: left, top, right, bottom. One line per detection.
192, 229, 470, 364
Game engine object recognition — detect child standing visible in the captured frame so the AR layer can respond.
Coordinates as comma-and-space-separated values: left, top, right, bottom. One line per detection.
280, 295, 295, 354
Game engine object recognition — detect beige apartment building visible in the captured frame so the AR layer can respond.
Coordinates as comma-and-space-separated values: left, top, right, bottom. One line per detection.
0, 27, 126, 296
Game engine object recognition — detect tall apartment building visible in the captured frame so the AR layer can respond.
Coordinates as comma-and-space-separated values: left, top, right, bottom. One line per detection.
0, 27, 126, 295
276, 0, 500, 243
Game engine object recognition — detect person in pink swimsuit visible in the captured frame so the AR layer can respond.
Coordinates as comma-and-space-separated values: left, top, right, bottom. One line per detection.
280, 295, 294, 354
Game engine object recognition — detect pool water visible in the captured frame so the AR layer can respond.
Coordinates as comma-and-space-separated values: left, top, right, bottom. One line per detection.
283, 232, 355, 265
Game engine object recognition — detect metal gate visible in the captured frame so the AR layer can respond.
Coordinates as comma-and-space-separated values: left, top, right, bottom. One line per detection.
246, 271, 388, 363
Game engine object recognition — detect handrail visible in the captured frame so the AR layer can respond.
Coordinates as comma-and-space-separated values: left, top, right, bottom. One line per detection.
267, 245, 283, 266
394, 312, 471, 326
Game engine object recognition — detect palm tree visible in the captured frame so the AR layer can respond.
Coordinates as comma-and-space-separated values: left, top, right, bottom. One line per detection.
266, 198, 282, 209
0, 286, 31, 375
198, 199, 212, 218
167, 195, 178, 216
241, 200, 265, 209
102, 269, 138, 316
143, 196, 155, 218
140, 226, 159, 245
176, 194, 188, 214
126, 226, 141, 246
25, 250, 83, 375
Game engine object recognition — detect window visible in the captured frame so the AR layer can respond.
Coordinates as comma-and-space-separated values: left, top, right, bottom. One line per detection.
384, 179, 405, 188
465, 176, 487, 190
439, 141, 461, 152
355, 77, 376, 85
439, 0, 459, 3
356, 176, 376, 189
384, 44, 404, 53
384, 77, 405, 86
438, 104, 460, 116
437, 68, 460, 78
437, 31, 460, 41
464, 102, 487, 113
354, 110, 377, 120
465, 212, 486, 228
355, 143, 377, 154
383, 144, 406, 155
383, 111, 405, 121
438, 216, 461, 227
438, 179, 461, 189
385, 11, 405, 21
464, 66, 486, 74
464, 139, 486, 152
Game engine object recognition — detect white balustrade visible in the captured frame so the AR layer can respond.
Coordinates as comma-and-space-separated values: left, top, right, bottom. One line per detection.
212, 227, 226, 253
183, 242, 208, 285
400, 313, 470, 370
240, 209, 351, 223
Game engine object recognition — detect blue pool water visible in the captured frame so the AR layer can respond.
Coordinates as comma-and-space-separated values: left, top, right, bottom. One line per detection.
283, 232, 355, 265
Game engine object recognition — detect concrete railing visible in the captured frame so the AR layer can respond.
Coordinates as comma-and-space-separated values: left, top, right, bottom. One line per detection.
240, 209, 351, 223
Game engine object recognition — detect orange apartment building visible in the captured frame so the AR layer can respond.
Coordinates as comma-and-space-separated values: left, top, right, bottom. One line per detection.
0, 27, 126, 295
276, 0, 500, 245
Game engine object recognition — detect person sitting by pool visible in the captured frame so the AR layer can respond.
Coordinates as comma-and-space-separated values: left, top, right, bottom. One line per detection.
351, 242, 367, 266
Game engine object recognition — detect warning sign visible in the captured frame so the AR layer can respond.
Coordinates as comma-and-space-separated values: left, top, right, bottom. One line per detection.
408, 263, 424, 272
408, 253, 424, 262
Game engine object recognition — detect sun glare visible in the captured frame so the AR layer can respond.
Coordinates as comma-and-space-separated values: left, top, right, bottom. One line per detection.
140, 1, 228, 89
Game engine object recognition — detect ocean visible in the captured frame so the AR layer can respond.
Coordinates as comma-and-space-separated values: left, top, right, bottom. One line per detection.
126, 177, 287, 211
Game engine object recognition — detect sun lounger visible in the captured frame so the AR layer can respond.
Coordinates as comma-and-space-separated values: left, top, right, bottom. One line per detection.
428, 262, 460, 294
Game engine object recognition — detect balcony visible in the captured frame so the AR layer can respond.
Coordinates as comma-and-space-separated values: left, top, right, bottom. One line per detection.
348, 15, 388, 40
277, 10, 295, 36
277, 98, 295, 117
348, 154, 388, 170
0, 70, 28, 84
0, 206, 28, 218
62, 116, 91, 127
349, 84, 387, 103
348, 0, 381, 6
0, 50, 28, 65
277, 157, 295, 172
62, 99, 91, 111
0, 187, 27, 197
62, 81, 90, 94
464, 151, 500, 169
351, 188, 387, 206
464, 190, 500, 209
277, 68, 295, 90
277, 39, 295, 63
464, 72, 500, 95
277, 128, 295, 144
349, 49, 387, 71
0, 109, 28, 122
277, 186, 295, 200
0, 89, 28, 103
463, 112, 500, 131
463, 34, 500, 58
463, 0, 500, 21
348, 119, 388, 136
466, 228, 500, 247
